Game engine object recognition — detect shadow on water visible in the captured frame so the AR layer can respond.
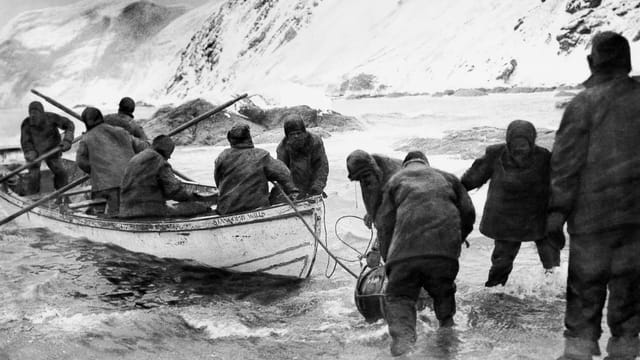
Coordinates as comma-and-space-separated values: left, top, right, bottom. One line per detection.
461, 291, 564, 333
19, 227, 305, 309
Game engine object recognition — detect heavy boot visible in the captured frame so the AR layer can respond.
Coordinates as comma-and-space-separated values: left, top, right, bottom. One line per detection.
385, 297, 417, 357
604, 336, 640, 360
556, 337, 596, 360
390, 335, 416, 357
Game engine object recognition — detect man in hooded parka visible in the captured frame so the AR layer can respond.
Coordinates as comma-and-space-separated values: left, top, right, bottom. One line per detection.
461, 119, 559, 287
103, 97, 148, 140
119, 135, 210, 218
76, 107, 148, 215
549, 32, 640, 360
375, 151, 475, 356
214, 124, 299, 215
273, 116, 329, 198
346, 150, 403, 266
20, 101, 75, 194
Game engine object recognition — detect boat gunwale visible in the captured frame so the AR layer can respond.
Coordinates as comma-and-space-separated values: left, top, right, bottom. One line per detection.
0, 185, 322, 233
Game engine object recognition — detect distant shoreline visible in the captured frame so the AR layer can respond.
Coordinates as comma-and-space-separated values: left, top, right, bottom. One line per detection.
334, 84, 585, 100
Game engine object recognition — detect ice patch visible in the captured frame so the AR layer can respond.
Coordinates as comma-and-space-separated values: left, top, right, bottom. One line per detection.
321, 299, 353, 317
184, 316, 287, 339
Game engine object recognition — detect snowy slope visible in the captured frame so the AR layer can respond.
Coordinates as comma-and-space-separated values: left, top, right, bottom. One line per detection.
1, 0, 639, 108
0, 0, 224, 108
168, 0, 640, 105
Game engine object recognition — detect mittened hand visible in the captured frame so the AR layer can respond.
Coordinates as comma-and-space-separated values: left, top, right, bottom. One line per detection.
546, 212, 566, 236
60, 140, 72, 151
363, 213, 372, 229
288, 191, 300, 201
365, 250, 381, 268
309, 186, 323, 196
24, 151, 38, 162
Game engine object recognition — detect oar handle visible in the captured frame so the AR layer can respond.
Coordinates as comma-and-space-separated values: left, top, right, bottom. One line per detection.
30, 89, 81, 119
272, 182, 358, 279
167, 93, 248, 137
0, 174, 90, 226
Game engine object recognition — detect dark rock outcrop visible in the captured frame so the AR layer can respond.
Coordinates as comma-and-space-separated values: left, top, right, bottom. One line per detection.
496, 59, 518, 82
140, 98, 259, 145
238, 100, 362, 133
566, 0, 602, 14
453, 88, 488, 97
140, 97, 361, 146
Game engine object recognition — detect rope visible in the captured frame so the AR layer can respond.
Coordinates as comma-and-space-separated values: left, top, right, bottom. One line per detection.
271, 182, 358, 279
333, 215, 374, 257
322, 199, 338, 278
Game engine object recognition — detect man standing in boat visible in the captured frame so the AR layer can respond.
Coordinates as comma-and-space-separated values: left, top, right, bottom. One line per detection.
375, 151, 475, 356
20, 101, 75, 195
346, 149, 402, 267
119, 135, 211, 218
76, 107, 148, 215
214, 124, 299, 215
271, 115, 329, 201
550, 32, 640, 360
103, 97, 148, 140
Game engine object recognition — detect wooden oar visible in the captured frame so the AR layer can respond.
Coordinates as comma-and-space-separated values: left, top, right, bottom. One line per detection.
272, 182, 358, 279
31, 89, 81, 119
166, 93, 248, 137
0, 175, 90, 226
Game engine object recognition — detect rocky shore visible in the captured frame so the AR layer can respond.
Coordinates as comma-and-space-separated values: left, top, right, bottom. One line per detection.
139, 98, 362, 146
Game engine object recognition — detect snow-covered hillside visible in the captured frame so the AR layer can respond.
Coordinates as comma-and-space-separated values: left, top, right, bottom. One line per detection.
0, 0, 224, 108
1, 0, 639, 108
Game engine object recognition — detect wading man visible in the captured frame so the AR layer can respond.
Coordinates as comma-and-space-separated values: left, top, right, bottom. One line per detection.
550, 32, 640, 360
375, 151, 475, 356
462, 119, 559, 287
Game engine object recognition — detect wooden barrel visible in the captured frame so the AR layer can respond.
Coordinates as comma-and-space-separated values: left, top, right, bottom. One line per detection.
354, 265, 387, 323
354, 265, 432, 323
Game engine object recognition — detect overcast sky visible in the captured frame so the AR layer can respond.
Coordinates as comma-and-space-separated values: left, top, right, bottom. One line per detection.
0, 0, 209, 27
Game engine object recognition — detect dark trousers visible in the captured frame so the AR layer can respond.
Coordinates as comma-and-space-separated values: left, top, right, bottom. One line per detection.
27, 157, 68, 194
384, 258, 459, 344
90, 188, 120, 216
564, 225, 640, 348
487, 238, 560, 285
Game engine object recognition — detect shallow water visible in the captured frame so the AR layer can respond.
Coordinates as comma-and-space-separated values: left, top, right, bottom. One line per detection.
0, 92, 602, 359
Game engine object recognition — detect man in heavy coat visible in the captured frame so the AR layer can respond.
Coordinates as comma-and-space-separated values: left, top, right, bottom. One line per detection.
20, 101, 75, 194
550, 32, 640, 360
214, 124, 298, 215
103, 97, 148, 140
274, 116, 329, 198
346, 150, 402, 265
376, 151, 475, 356
76, 107, 148, 215
461, 119, 559, 287
119, 135, 210, 218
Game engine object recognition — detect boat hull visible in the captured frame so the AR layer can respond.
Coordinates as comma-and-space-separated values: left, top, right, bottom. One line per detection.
0, 186, 321, 279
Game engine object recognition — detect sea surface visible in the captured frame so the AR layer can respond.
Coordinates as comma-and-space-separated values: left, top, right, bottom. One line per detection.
0, 92, 601, 359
